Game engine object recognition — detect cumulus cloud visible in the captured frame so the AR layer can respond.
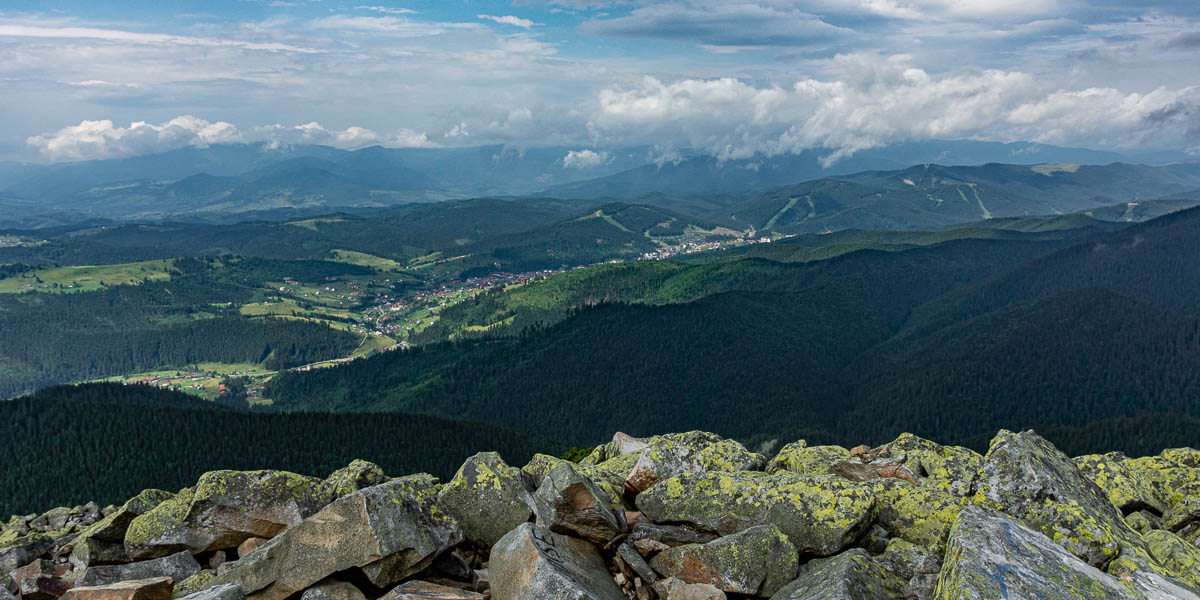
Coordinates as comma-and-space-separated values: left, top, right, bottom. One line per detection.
562, 149, 610, 168
26, 117, 434, 162
477, 15, 538, 29
586, 54, 1200, 164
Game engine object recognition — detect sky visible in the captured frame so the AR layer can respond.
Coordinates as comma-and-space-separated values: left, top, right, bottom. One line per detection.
0, 0, 1198, 164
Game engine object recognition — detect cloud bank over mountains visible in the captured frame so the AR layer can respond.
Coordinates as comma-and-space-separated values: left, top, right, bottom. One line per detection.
3, 1, 1199, 163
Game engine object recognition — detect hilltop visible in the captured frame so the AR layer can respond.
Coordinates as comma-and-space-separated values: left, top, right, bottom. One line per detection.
2, 428, 1198, 600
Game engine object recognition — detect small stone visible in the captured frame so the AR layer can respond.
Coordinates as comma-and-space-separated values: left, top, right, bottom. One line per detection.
617, 543, 658, 584
299, 580, 366, 600
632, 538, 670, 557
649, 578, 725, 600
234, 539, 268, 559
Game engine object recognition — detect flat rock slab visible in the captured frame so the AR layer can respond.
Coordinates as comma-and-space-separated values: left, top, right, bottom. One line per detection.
59, 577, 173, 600
489, 523, 624, 600
381, 581, 485, 600
81, 550, 200, 587
211, 475, 462, 600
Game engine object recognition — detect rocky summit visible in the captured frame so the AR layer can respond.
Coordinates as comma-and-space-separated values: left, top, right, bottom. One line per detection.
3, 431, 1200, 600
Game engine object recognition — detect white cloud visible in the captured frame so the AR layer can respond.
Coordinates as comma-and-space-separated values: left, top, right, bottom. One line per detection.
477, 15, 538, 29
562, 149, 610, 168
26, 117, 435, 162
355, 6, 417, 15
587, 54, 1200, 164
0, 24, 319, 53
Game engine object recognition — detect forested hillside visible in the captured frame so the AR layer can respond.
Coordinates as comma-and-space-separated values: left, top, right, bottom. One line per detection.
264, 206, 1200, 456
0, 383, 565, 517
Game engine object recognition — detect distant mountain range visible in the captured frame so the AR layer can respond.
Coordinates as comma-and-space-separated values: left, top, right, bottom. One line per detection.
0, 140, 1194, 227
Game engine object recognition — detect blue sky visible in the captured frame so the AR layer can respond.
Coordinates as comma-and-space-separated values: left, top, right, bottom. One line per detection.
1, 0, 1198, 163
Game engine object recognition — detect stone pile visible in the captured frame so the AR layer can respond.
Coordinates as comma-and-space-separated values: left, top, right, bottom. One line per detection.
3, 431, 1199, 599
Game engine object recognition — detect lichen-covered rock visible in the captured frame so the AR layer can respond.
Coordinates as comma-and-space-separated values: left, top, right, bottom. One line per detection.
80, 551, 200, 587
636, 471, 874, 557
532, 463, 625, 546
869, 478, 961, 552
324, 460, 388, 500
210, 475, 462, 600
73, 491, 174, 548
768, 548, 904, 600
68, 537, 129, 570
1162, 482, 1200, 536
969, 430, 1133, 569
1075, 453, 1166, 514
934, 506, 1198, 600
437, 452, 533, 548
488, 523, 624, 600
1144, 530, 1200, 590
623, 432, 766, 495
59, 578, 173, 600
875, 538, 941, 600
520, 455, 626, 510
883, 434, 982, 498
179, 584, 242, 600
298, 580, 366, 600
0, 533, 53, 573
174, 572, 216, 597
763, 442, 848, 477
648, 525, 797, 596
126, 470, 335, 559
381, 581, 485, 600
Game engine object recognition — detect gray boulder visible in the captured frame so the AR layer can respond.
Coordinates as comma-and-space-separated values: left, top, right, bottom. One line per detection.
0, 534, 53, 573
623, 432, 765, 496
488, 523, 624, 600
933, 506, 1158, 600
648, 526, 797, 596
80, 551, 201, 587
381, 581, 485, 599
299, 580, 366, 600
436, 452, 533, 548
636, 471, 874, 557
324, 461, 388, 500
769, 548, 904, 600
210, 475, 462, 600
532, 463, 625, 546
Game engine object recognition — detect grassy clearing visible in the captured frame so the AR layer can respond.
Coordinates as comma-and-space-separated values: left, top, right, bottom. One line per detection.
763, 196, 801, 230
0, 260, 174, 294
328, 249, 402, 271
286, 217, 346, 231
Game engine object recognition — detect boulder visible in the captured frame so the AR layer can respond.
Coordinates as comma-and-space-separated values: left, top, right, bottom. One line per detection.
648, 526, 797, 596
764, 442, 849, 477
969, 430, 1134, 569
10, 560, 73, 600
531, 463, 625, 546
768, 548, 904, 600
615, 543, 658, 584
488, 523, 624, 600
829, 458, 920, 486
73, 491, 173, 547
174, 572, 216, 597
380, 581, 484, 600
298, 580, 366, 600
209, 475, 462, 600
179, 584, 243, 600
436, 453, 533, 548
875, 538, 941, 600
324, 461, 388, 500
627, 523, 717, 548
636, 472, 875, 557
623, 432, 765, 496
934, 506, 1157, 600
650, 578, 725, 600
1144, 530, 1200, 589
520, 456, 626, 510
868, 478, 961, 552
58, 578, 172, 600
612, 433, 649, 456
80, 551, 200, 587
126, 470, 335, 559
234, 538, 268, 559
68, 538, 129, 570
0, 534, 53, 573
882, 434, 982, 497
1075, 453, 1165, 514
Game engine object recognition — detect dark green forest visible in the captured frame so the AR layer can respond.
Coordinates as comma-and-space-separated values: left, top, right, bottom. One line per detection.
264, 207, 1200, 456
0, 383, 565, 517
